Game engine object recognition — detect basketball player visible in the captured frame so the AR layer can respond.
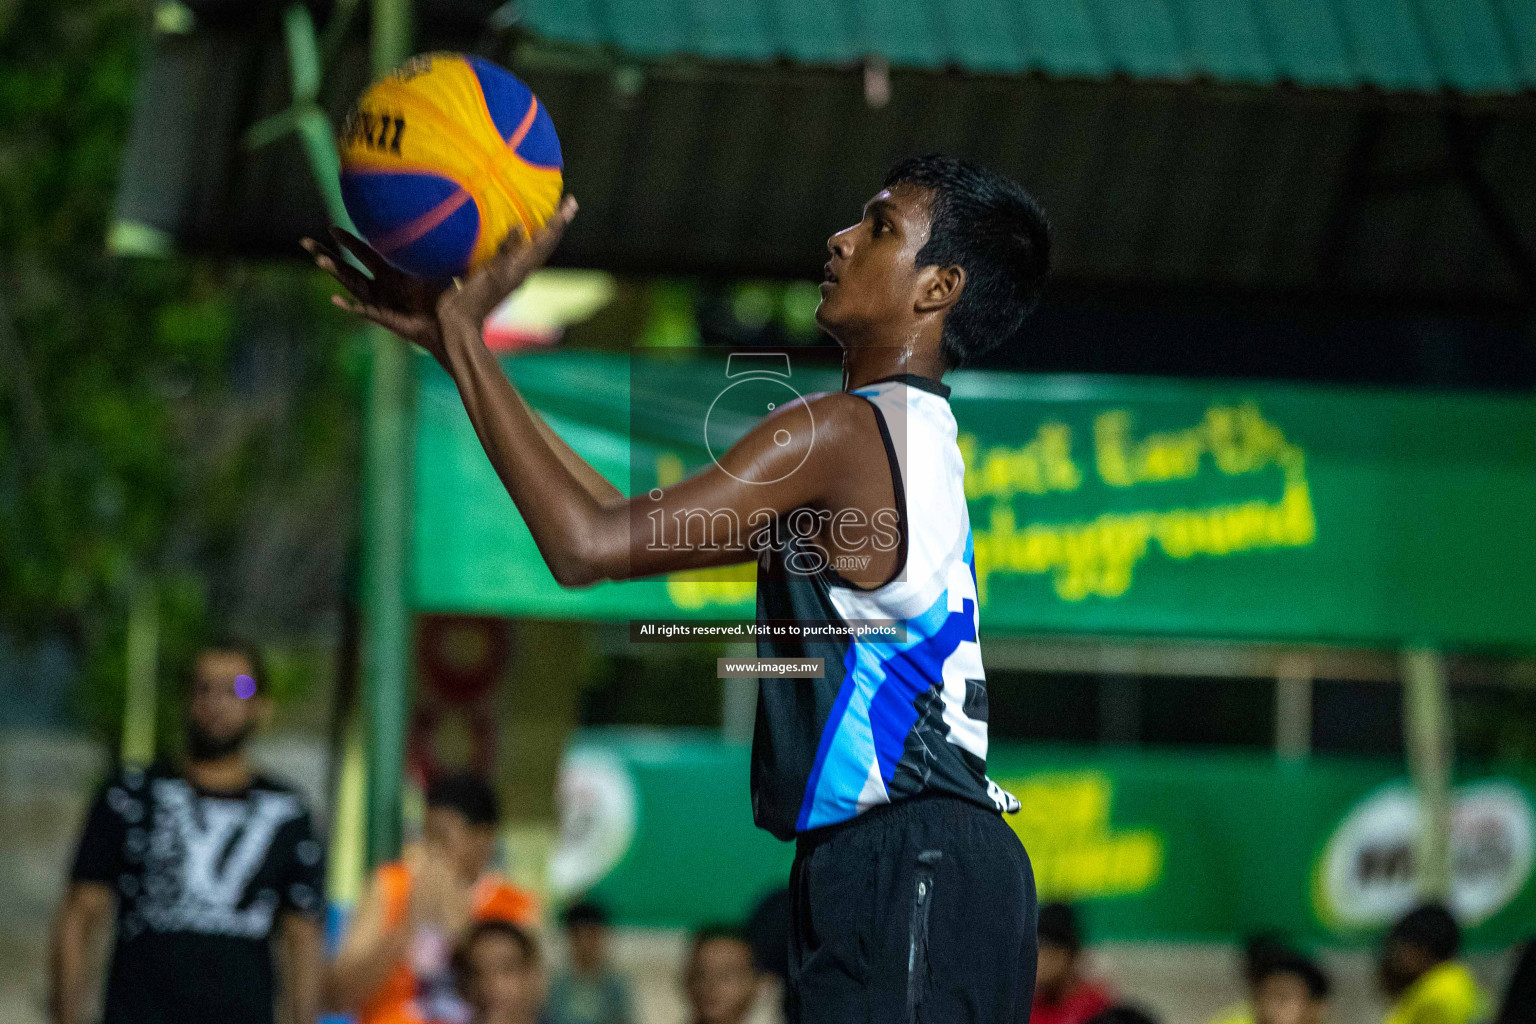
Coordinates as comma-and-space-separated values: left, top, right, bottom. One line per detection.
306, 153, 1051, 1022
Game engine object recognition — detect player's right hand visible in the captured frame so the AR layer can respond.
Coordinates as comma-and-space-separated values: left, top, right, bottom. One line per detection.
303, 227, 450, 368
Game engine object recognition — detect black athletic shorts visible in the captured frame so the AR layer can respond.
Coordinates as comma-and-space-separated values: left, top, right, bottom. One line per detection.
786, 793, 1038, 1024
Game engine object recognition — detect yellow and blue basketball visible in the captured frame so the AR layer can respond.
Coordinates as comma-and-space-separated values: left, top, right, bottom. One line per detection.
337, 52, 563, 280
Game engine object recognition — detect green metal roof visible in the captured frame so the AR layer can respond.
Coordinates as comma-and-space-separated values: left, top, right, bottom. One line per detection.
517, 0, 1536, 94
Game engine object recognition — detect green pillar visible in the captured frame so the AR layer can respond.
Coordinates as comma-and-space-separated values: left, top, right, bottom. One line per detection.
1402, 648, 1453, 901
362, 0, 414, 870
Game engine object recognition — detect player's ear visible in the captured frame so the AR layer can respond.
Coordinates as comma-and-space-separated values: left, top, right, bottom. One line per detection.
914, 264, 964, 315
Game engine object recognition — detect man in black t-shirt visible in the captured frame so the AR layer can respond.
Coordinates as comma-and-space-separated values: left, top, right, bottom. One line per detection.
48, 643, 326, 1024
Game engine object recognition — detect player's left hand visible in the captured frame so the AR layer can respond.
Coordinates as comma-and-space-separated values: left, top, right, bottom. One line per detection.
435, 194, 577, 334
303, 227, 450, 366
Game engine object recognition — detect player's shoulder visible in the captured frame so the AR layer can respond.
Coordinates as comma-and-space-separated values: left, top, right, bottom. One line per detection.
796, 389, 888, 439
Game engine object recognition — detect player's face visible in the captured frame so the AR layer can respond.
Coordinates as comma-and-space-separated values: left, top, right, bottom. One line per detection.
1255, 974, 1322, 1024
186, 650, 262, 760
464, 932, 545, 1024
685, 938, 758, 1024
816, 183, 935, 343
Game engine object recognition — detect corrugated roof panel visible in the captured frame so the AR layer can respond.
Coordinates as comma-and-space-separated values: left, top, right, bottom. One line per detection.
517, 0, 603, 46
1087, 0, 1192, 78
685, 0, 777, 61
1171, 0, 1277, 82
519, 0, 1536, 93
1015, 0, 1115, 77
1412, 0, 1518, 92
1333, 0, 1441, 90
934, 0, 1030, 74
1498, 0, 1536, 81
851, 0, 948, 68
597, 0, 692, 57
770, 0, 861, 63
1249, 0, 1358, 86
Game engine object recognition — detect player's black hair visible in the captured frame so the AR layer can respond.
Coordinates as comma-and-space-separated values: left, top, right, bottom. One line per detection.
1255, 951, 1331, 1000
1084, 1004, 1162, 1024
187, 636, 267, 695
562, 900, 611, 929
1036, 902, 1083, 953
1388, 903, 1461, 963
882, 154, 1051, 369
689, 923, 756, 967
451, 919, 541, 991
426, 770, 501, 827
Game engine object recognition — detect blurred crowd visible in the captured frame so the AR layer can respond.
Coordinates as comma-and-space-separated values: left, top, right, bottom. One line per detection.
44, 644, 1536, 1024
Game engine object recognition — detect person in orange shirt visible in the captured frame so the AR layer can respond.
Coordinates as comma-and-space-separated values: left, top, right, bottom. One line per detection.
329, 773, 538, 1024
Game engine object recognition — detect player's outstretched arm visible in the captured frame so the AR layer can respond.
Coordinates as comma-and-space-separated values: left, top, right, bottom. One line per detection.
316, 198, 888, 586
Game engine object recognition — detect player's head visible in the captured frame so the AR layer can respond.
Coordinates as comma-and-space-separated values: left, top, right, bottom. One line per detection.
1379, 903, 1460, 997
1035, 901, 1085, 999
424, 771, 501, 882
453, 920, 546, 1024
1253, 952, 1330, 1024
817, 154, 1050, 369
684, 924, 759, 1024
185, 639, 268, 763
562, 900, 612, 974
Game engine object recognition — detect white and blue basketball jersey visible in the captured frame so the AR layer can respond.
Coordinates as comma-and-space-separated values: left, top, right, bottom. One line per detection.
750, 374, 1020, 840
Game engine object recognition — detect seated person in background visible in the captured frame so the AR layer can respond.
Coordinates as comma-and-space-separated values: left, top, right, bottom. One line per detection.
1379, 903, 1487, 1024
546, 901, 632, 1024
330, 772, 539, 1024
453, 920, 549, 1024
685, 925, 761, 1024
1253, 951, 1330, 1024
1032, 903, 1114, 1024
1209, 932, 1299, 1024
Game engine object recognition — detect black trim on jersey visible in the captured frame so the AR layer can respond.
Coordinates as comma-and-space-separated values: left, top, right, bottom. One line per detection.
860, 373, 951, 400
826, 396, 908, 592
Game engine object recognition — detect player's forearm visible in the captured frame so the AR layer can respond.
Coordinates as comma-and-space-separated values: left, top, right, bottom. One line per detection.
281, 917, 324, 1024
48, 907, 95, 1024
440, 312, 624, 585
327, 926, 408, 1012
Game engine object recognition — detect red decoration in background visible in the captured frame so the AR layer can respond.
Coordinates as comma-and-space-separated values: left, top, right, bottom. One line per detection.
408, 615, 512, 783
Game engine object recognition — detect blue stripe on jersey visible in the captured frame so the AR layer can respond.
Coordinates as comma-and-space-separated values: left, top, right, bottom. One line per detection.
794, 556, 980, 832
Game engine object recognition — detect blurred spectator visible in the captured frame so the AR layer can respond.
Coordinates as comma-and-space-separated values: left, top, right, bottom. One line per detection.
546, 901, 633, 1024
452, 920, 548, 1024
1033, 903, 1114, 1024
48, 643, 325, 1024
1209, 932, 1296, 1024
1252, 952, 1330, 1024
684, 925, 760, 1024
1495, 938, 1535, 1024
1378, 903, 1487, 1024
1085, 1004, 1162, 1024
330, 772, 539, 1024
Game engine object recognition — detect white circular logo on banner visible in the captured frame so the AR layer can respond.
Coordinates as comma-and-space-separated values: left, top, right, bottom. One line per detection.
1318, 780, 1535, 928
548, 747, 638, 899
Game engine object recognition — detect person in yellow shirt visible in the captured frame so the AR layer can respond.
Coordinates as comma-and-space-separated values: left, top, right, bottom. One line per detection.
1209, 933, 1295, 1024
1379, 904, 1487, 1024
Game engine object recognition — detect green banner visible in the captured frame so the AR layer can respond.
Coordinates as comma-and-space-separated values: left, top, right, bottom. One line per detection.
548, 731, 1536, 948
415, 351, 1536, 646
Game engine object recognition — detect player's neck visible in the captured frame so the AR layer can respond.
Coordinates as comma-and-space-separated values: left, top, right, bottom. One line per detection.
185, 753, 253, 793
841, 344, 946, 392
